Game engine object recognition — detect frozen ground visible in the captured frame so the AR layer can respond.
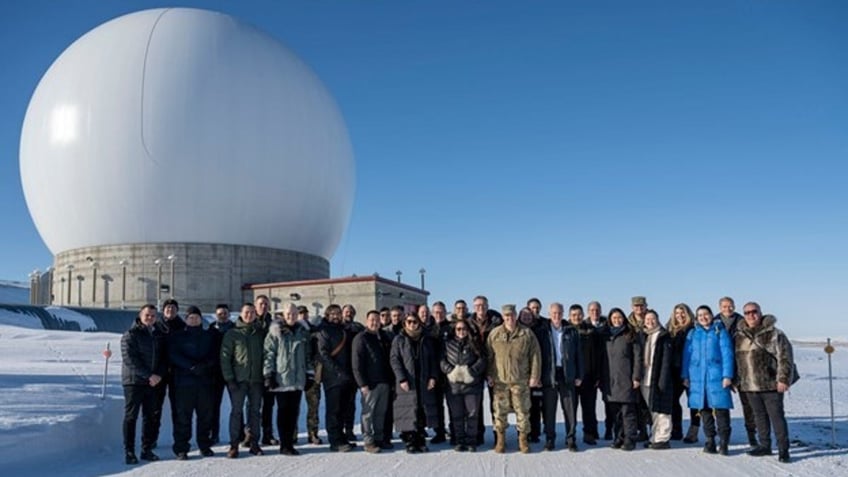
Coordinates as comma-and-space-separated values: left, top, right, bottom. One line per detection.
0, 323, 845, 477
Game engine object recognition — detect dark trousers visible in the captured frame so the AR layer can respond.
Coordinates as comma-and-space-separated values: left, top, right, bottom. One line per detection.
123, 385, 161, 453
228, 382, 263, 447
542, 370, 577, 442
603, 398, 615, 437
210, 377, 226, 442
261, 390, 276, 440
344, 387, 357, 436
324, 383, 356, 446
636, 393, 650, 436
529, 388, 544, 439
575, 382, 599, 439
383, 387, 396, 444
610, 401, 637, 443
700, 407, 731, 443
274, 391, 303, 449
739, 390, 757, 436
672, 379, 700, 436
446, 391, 481, 446
152, 374, 176, 445
746, 391, 789, 453
476, 384, 495, 444
172, 384, 214, 454
432, 384, 447, 434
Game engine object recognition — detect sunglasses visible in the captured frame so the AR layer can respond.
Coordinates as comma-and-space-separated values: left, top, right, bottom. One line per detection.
743, 310, 759, 315
405, 320, 420, 325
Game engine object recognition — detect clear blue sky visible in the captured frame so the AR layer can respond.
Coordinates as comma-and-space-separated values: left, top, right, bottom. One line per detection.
1, 1, 846, 338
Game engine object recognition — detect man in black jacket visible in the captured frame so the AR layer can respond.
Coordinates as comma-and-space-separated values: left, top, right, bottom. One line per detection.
121, 304, 166, 464
153, 298, 185, 447
169, 306, 218, 459
352, 310, 394, 453
208, 304, 234, 444
317, 304, 356, 452
571, 304, 604, 445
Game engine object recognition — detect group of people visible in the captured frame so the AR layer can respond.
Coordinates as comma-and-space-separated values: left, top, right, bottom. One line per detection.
120, 294, 796, 465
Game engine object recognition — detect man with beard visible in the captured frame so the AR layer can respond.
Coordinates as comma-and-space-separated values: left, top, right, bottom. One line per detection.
317, 304, 357, 452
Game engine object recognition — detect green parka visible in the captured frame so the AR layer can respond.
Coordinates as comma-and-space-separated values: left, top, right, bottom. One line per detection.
220, 317, 265, 384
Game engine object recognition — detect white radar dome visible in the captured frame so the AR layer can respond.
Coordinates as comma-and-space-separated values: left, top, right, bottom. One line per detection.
20, 8, 355, 260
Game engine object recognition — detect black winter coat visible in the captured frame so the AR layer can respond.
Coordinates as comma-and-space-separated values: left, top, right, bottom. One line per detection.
539, 322, 584, 387
440, 336, 486, 395
641, 328, 674, 414
668, 322, 692, 384
317, 321, 354, 389
602, 326, 643, 403
390, 331, 439, 432
576, 321, 604, 384
352, 329, 394, 388
169, 326, 218, 387
121, 318, 166, 386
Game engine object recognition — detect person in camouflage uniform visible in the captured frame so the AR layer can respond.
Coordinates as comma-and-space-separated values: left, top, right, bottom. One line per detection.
298, 306, 323, 444
486, 304, 542, 454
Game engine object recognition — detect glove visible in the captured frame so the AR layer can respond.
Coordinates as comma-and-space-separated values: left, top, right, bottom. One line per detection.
226, 381, 238, 393
304, 376, 315, 392
264, 376, 277, 390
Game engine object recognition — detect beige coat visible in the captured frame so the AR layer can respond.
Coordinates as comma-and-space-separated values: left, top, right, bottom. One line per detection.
486, 324, 541, 385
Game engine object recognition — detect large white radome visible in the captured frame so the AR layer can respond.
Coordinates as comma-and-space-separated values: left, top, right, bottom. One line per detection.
20, 8, 354, 259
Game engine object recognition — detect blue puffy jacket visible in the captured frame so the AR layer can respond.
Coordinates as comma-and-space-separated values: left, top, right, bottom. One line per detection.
682, 320, 734, 410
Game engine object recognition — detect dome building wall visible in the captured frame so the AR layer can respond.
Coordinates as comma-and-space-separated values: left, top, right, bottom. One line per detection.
52, 243, 328, 311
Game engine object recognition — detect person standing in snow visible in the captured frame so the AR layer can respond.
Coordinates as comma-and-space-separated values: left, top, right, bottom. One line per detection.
121, 304, 166, 465
682, 305, 734, 456
168, 305, 218, 459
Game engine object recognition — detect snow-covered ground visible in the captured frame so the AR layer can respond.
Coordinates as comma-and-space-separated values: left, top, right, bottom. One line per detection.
0, 324, 845, 477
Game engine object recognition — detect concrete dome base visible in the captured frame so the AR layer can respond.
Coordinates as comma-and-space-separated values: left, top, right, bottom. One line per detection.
52, 243, 329, 312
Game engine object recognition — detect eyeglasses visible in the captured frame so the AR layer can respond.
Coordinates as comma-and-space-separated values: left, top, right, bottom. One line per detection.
743, 310, 759, 315
405, 320, 419, 325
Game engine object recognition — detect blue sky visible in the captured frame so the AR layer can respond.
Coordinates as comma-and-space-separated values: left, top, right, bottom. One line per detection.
1, 1, 845, 338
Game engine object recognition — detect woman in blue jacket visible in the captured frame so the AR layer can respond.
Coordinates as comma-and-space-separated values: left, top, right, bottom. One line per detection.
682, 305, 734, 456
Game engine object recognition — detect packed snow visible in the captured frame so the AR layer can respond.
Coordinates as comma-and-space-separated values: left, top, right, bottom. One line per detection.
0, 323, 845, 476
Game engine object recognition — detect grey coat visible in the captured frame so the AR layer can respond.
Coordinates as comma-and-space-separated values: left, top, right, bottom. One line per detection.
602, 325, 643, 403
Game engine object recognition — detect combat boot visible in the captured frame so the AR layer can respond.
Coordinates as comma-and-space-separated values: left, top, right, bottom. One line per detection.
494, 430, 506, 453
518, 433, 530, 454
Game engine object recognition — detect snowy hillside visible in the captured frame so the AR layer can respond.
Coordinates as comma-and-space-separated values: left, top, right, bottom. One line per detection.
0, 324, 845, 477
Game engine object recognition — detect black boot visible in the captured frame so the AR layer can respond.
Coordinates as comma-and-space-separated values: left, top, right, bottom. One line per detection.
703, 437, 717, 454
125, 452, 138, 465
747, 431, 759, 447
778, 450, 791, 463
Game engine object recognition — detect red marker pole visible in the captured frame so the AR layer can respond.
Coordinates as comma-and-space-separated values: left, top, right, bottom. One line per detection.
101, 342, 112, 400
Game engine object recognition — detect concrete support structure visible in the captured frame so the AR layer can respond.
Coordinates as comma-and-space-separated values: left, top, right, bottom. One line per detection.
243, 275, 429, 322
51, 243, 328, 311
